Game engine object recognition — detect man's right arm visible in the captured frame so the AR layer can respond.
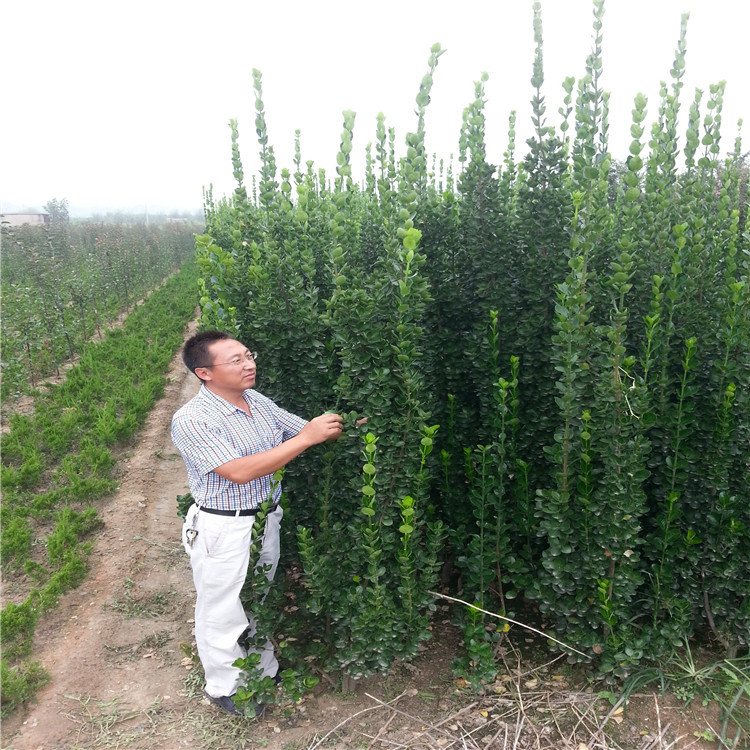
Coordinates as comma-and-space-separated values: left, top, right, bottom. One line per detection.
212, 412, 343, 484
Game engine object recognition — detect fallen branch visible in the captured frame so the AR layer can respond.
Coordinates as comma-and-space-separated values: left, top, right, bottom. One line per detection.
365, 709, 397, 749
428, 591, 591, 659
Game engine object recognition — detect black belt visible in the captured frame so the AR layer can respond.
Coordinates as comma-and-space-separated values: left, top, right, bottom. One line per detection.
199, 504, 278, 517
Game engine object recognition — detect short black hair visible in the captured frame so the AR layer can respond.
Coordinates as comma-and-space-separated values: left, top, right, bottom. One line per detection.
182, 330, 233, 381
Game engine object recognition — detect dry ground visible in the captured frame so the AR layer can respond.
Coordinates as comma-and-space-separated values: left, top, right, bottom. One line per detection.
1, 325, 740, 750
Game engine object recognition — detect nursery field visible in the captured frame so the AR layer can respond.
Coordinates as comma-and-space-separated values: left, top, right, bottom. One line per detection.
0, 216, 199, 401
2, 0, 748, 747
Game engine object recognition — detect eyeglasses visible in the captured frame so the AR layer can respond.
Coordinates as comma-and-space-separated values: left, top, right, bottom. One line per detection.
200, 351, 258, 368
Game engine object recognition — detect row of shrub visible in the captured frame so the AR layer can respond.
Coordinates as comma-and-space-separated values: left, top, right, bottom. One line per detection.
196, 0, 748, 687
0, 217, 199, 399
0, 259, 199, 717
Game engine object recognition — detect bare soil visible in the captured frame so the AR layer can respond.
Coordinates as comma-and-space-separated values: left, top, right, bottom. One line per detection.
1, 324, 741, 750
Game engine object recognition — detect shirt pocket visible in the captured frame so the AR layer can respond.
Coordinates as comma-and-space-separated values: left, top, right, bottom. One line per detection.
271, 426, 284, 447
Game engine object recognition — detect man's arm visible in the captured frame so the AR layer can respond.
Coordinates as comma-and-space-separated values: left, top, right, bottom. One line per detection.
213, 412, 343, 484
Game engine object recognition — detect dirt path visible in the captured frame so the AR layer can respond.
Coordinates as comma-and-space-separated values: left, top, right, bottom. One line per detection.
1, 325, 729, 750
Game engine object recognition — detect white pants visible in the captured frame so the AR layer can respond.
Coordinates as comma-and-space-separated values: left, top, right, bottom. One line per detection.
182, 503, 283, 698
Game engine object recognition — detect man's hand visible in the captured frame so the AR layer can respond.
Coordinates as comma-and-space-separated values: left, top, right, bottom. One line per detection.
300, 413, 344, 446
214, 412, 344, 484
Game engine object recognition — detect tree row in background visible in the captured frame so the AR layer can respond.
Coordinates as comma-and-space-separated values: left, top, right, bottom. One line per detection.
0, 260, 201, 716
1, 216, 200, 400
197, 0, 748, 684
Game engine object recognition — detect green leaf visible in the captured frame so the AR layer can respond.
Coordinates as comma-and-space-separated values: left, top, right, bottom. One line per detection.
624, 187, 640, 203
402, 227, 422, 251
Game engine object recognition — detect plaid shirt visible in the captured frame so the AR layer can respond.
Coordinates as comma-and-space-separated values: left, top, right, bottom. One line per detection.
171, 385, 307, 511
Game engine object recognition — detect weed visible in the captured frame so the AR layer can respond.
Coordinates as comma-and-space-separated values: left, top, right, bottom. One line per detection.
183, 666, 205, 699
141, 630, 171, 651
103, 630, 171, 664
620, 643, 750, 747
107, 585, 176, 619
62, 694, 164, 747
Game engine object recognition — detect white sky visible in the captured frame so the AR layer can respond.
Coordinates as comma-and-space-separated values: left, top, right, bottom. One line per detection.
1, 0, 747, 216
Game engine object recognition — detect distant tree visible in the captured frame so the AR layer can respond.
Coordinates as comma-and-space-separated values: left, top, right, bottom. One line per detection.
44, 198, 69, 224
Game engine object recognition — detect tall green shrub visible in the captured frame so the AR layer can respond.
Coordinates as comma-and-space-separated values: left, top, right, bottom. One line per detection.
199, 0, 748, 680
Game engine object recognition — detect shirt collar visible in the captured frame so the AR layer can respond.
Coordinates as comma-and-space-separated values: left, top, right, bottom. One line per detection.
198, 384, 255, 415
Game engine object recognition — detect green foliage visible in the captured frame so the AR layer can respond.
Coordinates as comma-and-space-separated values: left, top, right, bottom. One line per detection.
196, 0, 748, 691
176, 492, 194, 519
620, 646, 750, 747
451, 606, 500, 690
0, 220, 198, 399
46, 508, 101, 567
0, 600, 40, 662
231, 477, 320, 708
0, 515, 32, 568
296, 427, 445, 680
0, 659, 49, 719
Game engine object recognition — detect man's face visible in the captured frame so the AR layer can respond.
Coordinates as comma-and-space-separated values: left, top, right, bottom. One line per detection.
199, 338, 257, 392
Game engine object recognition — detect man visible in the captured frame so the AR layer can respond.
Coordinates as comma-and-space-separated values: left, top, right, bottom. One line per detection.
171, 330, 343, 716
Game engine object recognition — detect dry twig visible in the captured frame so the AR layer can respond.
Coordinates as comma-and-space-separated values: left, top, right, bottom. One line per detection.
364, 691, 457, 744
429, 591, 591, 659
305, 690, 407, 750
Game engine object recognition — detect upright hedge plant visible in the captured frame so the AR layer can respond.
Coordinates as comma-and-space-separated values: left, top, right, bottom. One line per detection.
197, 0, 748, 685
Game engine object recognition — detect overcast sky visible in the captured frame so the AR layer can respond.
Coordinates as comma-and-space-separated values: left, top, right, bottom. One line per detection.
2, 0, 747, 216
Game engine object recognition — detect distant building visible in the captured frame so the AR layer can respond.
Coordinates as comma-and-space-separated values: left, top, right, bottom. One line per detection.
0, 212, 51, 227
